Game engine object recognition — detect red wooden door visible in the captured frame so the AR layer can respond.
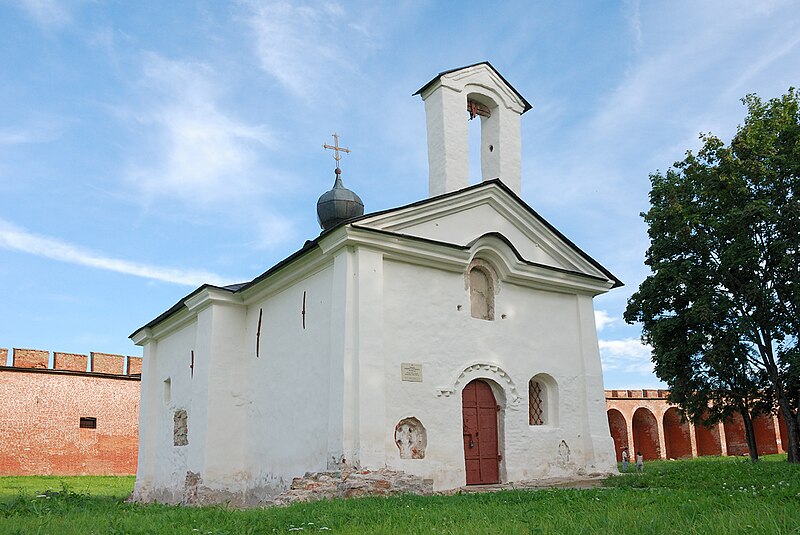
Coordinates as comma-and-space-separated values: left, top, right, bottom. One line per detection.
462, 379, 499, 485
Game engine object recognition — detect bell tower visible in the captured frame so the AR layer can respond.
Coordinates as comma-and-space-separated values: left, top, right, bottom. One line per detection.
414, 62, 531, 197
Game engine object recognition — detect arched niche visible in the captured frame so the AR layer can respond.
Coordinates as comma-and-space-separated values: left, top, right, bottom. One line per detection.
394, 417, 427, 459
465, 258, 499, 321
694, 412, 722, 457
527, 373, 558, 427
663, 407, 692, 459
607, 409, 629, 461
632, 407, 660, 461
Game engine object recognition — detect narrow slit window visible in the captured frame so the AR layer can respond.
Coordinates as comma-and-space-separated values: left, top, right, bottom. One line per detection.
80, 417, 97, 429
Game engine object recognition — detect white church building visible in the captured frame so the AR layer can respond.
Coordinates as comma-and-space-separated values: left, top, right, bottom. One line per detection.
131, 63, 622, 505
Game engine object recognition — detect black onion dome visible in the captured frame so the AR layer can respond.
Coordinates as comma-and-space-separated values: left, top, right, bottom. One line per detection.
316, 170, 364, 231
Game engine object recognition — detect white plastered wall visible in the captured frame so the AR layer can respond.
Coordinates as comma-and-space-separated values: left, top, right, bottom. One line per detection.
133, 321, 197, 503
378, 256, 616, 490
241, 263, 337, 496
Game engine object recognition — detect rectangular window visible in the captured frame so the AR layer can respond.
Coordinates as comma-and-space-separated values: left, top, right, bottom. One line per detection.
79, 417, 97, 429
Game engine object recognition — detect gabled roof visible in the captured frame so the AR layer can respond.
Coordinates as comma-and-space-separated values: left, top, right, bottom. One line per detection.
413, 61, 533, 114
131, 179, 621, 338
351, 179, 621, 287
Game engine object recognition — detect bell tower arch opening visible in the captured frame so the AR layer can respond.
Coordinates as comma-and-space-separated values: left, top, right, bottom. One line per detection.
466, 92, 499, 186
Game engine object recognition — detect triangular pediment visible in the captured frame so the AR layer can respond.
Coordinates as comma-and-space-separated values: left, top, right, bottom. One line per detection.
356, 180, 621, 288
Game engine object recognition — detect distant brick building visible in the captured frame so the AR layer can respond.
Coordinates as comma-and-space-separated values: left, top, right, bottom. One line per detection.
0, 347, 141, 476
605, 389, 789, 462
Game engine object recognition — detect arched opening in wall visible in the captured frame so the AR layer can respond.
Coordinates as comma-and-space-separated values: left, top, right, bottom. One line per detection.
528, 374, 558, 426
607, 409, 628, 461
468, 263, 495, 321
694, 413, 722, 456
632, 408, 660, 461
753, 414, 778, 455
466, 92, 498, 185
663, 407, 692, 459
778, 412, 788, 453
723, 413, 748, 456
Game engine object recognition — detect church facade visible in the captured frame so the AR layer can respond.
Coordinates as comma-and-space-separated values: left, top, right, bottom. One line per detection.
131, 63, 621, 505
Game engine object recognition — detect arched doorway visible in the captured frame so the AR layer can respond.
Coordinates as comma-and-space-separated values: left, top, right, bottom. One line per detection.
607, 409, 628, 461
753, 414, 778, 455
462, 379, 500, 485
695, 414, 722, 456
632, 408, 660, 461
663, 407, 692, 459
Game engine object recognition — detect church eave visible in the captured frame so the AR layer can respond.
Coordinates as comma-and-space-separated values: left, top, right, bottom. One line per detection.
129, 283, 235, 342
334, 224, 615, 293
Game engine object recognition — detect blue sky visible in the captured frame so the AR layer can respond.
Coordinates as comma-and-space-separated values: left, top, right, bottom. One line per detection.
1, 1, 798, 389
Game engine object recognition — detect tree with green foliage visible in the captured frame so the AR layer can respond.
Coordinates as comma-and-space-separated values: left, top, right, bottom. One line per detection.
625, 88, 800, 463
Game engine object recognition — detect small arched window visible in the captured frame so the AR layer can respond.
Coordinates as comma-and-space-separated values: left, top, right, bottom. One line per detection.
469, 266, 494, 320
529, 379, 545, 425
529, 374, 558, 426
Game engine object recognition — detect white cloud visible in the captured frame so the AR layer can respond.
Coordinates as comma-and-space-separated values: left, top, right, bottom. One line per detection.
125, 54, 276, 206
16, 0, 70, 28
0, 219, 233, 287
594, 310, 616, 331
598, 337, 654, 376
624, 0, 642, 53
241, 1, 377, 99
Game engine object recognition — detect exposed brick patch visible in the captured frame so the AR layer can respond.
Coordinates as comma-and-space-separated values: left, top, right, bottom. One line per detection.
128, 357, 142, 375
54, 352, 88, 372
13, 348, 49, 369
173, 410, 188, 446
272, 469, 433, 506
91, 352, 124, 375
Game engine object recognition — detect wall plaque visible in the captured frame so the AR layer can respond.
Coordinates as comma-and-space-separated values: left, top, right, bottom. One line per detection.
401, 363, 423, 382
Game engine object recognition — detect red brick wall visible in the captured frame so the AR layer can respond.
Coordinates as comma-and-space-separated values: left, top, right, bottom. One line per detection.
753, 415, 779, 455
607, 409, 629, 460
128, 357, 142, 375
91, 352, 125, 374
0, 370, 139, 475
663, 407, 692, 459
632, 408, 661, 461
13, 348, 49, 369
695, 419, 722, 456
0, 348, 7, 364
723, 413, 748, 456
54, 352, 88, 372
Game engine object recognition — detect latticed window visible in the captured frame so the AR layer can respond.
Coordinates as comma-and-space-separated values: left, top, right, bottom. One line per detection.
529, 380, 544, 425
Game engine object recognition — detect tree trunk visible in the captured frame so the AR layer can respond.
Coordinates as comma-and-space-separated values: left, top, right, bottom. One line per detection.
740, 408, 759, 462
781, 403, 800, 463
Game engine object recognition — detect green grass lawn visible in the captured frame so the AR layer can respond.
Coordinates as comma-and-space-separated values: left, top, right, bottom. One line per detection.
1, 455, 799, 534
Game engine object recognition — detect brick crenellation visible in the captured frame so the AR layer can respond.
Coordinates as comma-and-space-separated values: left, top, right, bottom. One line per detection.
2, 347, 141, 376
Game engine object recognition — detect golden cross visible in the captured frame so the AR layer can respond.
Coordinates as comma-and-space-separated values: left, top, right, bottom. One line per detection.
323, 132, 351, 170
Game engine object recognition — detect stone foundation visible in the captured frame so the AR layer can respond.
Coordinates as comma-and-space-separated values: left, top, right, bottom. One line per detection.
271, 469, 433, 506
